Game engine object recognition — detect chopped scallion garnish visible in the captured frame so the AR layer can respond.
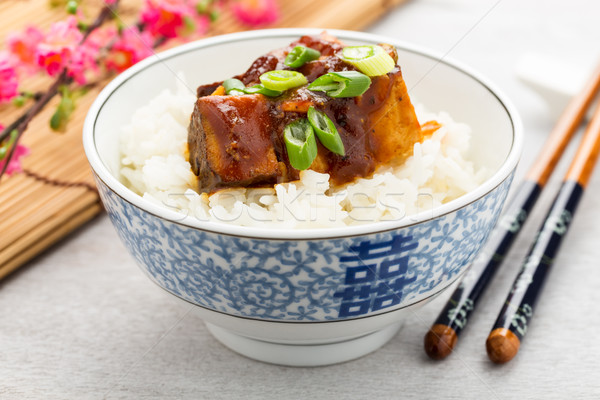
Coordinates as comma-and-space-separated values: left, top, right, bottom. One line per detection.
260, 70, 308, 91
284, 46, 321, 68
222, 79, 284, 97
243, 84, 283, 97
339, 45, 396, 76
223, 78, 246, 96
307, 71, 371, 98
283, 119, 318, 170
307, 107, 344, 156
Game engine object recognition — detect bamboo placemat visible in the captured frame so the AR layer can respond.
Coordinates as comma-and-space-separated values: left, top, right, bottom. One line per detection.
0, 0, 407, 280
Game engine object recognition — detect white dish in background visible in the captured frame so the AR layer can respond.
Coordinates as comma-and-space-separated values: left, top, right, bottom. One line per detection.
516, 53, 598, 119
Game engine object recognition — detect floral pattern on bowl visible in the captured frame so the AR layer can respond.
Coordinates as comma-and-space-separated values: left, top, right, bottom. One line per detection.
97, 172, 512, 322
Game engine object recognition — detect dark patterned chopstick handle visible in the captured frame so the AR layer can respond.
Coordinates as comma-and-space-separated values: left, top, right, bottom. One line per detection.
486, 98, 600, 364
424, 62, 600, 361
485, 180, 583, 363
424, 180, 541, 359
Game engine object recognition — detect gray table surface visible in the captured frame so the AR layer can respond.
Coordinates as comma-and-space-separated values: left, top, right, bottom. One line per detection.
2, 0, 600, 398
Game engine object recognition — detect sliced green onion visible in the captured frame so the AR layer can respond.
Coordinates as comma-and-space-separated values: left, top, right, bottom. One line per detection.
307, 107, 344, 156
283, 119, 318, 170
223, 78, 245, 95
223, 79, 284, 97
342, 45, 375, 60
339, 45, 395, 76
284, 46, 321, 68
307, 71, 371, 98
243, 84, 283, 97
259, 70, 308, 91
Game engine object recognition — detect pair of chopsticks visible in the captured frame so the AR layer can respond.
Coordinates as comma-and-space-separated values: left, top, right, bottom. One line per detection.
424, 62, 600, 364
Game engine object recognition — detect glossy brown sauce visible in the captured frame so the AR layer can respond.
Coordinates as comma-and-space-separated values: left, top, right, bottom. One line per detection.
188, 35, 423, 193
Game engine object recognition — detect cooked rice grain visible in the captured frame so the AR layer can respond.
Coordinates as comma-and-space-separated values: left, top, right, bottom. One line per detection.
119, 88, 488, 228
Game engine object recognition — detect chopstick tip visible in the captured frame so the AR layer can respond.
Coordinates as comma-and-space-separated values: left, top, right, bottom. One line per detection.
424, 324, 457, 360
486, 328, 520, 364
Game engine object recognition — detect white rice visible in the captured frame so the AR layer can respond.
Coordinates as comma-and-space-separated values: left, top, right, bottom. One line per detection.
119, 85, 489, 228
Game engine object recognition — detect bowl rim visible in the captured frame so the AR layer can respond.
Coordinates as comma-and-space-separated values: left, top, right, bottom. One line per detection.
83, 28, 523, 240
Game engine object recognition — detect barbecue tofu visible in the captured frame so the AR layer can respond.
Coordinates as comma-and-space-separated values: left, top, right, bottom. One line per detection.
188, 34, 423, 192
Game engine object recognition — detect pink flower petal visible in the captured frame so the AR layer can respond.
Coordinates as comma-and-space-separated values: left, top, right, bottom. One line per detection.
140, 0, 196, 39
7, 26, 44, 74
105, 27, 154, 72
0, 53, 19, 103
35, 16, 83, 77
0, 142, 29, 176
231, 0, 279, 27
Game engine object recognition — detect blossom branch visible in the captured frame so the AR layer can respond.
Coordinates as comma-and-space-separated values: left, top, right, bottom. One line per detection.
0, 71, 70, 177
0, 1, 120, 178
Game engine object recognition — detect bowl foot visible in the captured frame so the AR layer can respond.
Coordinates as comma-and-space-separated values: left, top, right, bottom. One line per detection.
205, 322, 403, 367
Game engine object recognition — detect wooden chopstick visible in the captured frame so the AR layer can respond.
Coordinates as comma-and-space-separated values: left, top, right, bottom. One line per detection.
424, 62, 600, 360
486, 96, 600, 364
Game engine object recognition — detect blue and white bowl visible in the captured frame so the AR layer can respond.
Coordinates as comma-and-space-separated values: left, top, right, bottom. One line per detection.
83, 29, 522, 366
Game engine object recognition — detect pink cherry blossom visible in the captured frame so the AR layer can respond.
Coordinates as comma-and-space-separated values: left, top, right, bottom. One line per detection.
0, 54, 19, 103
36, 16, 83, 77
105, 27, 154, 72
69, 40, 101, 84
87, 25, 118, 49
140, 0, 196, 38
6, 26, 44, 73
231, 0, 279, 27
35, 17, 101, 84
194, 13, 210, 36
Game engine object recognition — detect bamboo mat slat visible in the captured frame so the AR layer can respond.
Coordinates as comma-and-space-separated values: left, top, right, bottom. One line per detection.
0, 0, 407, 280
